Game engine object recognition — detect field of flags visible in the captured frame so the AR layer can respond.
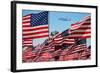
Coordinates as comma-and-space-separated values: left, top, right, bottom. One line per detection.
22, 11, 91, 63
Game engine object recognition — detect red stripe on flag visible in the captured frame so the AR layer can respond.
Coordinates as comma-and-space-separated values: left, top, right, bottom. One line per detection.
23, 17, 30, 20
67, 35, 91, 38
23, 25, 30, 27
71, 31, 91, 34
22, 21, 30, 24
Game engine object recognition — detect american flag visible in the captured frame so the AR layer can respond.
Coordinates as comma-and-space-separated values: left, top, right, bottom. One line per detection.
63, 37, 75, 44
61, 29, 75, 44
54, 33, 63, 45
42, 38, 55, 51
22, 47, 36, 61
71, 44, 87, 53
68, 16, 91, 38
53, 32, 75, 45
22, 11, 49, 46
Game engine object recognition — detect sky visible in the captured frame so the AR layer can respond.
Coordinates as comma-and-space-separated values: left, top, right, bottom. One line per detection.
22, 10, 91, 46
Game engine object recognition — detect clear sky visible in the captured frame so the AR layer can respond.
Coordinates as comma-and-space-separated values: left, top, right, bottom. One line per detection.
22, 10, 91, 47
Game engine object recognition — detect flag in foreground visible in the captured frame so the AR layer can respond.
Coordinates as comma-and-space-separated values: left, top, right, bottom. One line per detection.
22, 11, 49, 46
68, 16, 91, 38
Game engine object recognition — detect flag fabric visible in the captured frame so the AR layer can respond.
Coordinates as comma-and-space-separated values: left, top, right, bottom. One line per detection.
42, 38, 55, 51
70, 22, 81, 30
61, 29, 75, 44
23, 39, 33, 46
22, 11, 49, 40
59, 44, 88, 61
68, 16, 91, 38
63, 37, 75, 44
54, 33, 63, 45
53, 32, 75, 45
71, 44, 87, 53
22, 47, 36, 61
22, 11, 49, 46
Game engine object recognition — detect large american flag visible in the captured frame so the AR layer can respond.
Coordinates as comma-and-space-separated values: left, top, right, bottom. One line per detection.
22, 11, 49, 46
68, 16, 91, 38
